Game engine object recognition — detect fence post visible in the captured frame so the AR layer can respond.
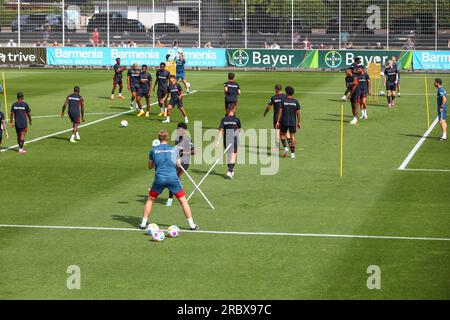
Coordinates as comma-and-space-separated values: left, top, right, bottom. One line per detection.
386, 0, 389, 50
435, 0, 438, 50
291, 0, 294, 49
106, 0, 110, 47
244, 0, 248, 49
338, 0, 341, 49
198, 0, 201, 48
152, 0, 155, 48
17, 0, 21, 47
62, 0, 65, 46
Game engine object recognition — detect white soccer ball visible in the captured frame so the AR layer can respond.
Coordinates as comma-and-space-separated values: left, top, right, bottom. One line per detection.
120, 120, 128, 127
152, 139, 161, 147
167, 225, 180, 238
177, 48, 183, 54
379, 90, 385, 96
146, 223, 160, 235
152, 230, 165, 242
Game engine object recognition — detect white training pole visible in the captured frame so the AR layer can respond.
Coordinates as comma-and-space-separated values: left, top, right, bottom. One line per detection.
180, 166, 215, 210
187, 143, 232, 201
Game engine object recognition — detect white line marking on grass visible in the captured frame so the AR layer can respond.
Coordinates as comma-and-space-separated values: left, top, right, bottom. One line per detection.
398, 117, 439, 170
33, 112, 122, 119
0, 224, 449, 242
0, 91, 198, 153
400, 168, 450, 172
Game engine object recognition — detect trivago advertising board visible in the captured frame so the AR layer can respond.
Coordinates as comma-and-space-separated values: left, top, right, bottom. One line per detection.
46, 47, 227, 67
413, 51, 450, 70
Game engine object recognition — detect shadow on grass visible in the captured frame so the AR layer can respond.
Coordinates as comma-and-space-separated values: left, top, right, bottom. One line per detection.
189, 168, 228, 179
400, 133, 439, 140
327, 113, 353, 118
135, 194, 167, 204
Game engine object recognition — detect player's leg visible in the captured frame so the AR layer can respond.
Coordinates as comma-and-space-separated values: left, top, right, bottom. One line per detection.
179, 103, 188, 123
70, 121, 79, 143
118, 79, 124, 99
168, 179, 198, 230
397, 76, 401, 97
111, 79, 117, 99
139, 183, 163, 228
162, 104, 173, 123
129, 88, 136, 110
226, 136, 238, 179
289, 129, 296, 159
280, 129, 289, 157
391, 89, 397, 106
350, 95, 359, 124
145, 94, 151, 117
342, 88, 350, 101
167, 166, 185, 206
136, 94, 145, 117
439, 109, 447, 141
17, 128, 26, 153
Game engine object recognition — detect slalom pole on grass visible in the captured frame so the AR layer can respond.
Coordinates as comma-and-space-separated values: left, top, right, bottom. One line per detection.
340, 104, 344, 178
425, 76, 430, 128
2, 72, 8, 123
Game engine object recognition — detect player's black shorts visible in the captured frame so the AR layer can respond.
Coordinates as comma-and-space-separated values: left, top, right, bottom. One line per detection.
69, 113, 80, 124
15, 127, 27, 135
386, 82, 396, 91
138, 90, 150, 98
169, 99, 183, 108
157, 88, 167, 101
131, 83, 140, 93
350, 92, 360, 104
280, 125, 296, 134
224, 135, 239, 153
114, 76, 123, 86
359, 90, 368, 99
0, 132, 2, 144
225, 99, 238, 110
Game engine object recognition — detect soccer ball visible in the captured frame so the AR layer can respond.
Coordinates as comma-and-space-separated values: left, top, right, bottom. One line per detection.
120, 120, 128, 127
152, 230, 165, 242
167, 225, 180, 238
146, 223, 159, 235
152, 139, 160, 148
177, 48, 183, 54
379, 91, 385, 96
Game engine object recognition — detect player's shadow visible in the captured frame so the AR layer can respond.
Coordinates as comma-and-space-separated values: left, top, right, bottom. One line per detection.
48, 136, 70, 141
190, 168, 228, 179
97, 96, 112, 100
400, 133, 439, 140
327, 113, 353, 118
328, 99, 346, 102
111, 214, 141, 227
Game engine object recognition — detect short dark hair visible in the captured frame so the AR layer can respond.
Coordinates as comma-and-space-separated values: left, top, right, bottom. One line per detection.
169, 74, 176, 79
160, 62, 166, 67
74, 86, 80, 93
142, 64, 147, 68
285, 86, 294, 96
116, 58, 120, 61
177, 122, 187, 130
226, 103, 235, 113
228, 72, 235, 80
275, 84, 282, 91
17, 92, 24, 99
358, 65, 364, 70
435, 78, 443, 85
354, 57, 361, 62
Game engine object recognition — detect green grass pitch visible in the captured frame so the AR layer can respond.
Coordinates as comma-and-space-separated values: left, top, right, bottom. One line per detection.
0, 68, 449, 299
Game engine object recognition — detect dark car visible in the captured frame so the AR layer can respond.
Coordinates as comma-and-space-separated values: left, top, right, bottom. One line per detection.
21, 13, 61, 32
125, 19, 147, 32
11, 15, 29, 32
224, 18, 244, 34
86, 12, 124, 32
149, 23, 180, 33
389, 13, 435, 35
326, 16, 339, 34
350, 18, 374, 34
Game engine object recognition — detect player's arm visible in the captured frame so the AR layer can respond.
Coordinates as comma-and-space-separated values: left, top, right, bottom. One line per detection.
275, 107, 283, 129
395, 71, 398, 84
152, 75, 157, 91
215, 128, 224, 147
238, 85, 241, 96
27, 110, 32, 126
296, 109, 301, 128
224, 84, 228, 95
178, 85, 183, 100
1, 120, 8, 138
80, 97, 85, 122
368, 78, 372, 95
127, 74, 131, 90
61, 97, 68, 116
9, 110, 14, 128
264, 102, 272, 117
351, 78, 359, 95
441, 95, 447, 112
147, 160, 154, 170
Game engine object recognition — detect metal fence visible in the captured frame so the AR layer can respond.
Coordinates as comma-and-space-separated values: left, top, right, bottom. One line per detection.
0, 0, 449, 50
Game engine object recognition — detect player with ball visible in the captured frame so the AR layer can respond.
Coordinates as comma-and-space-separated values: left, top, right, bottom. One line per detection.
138, 129, 199, 231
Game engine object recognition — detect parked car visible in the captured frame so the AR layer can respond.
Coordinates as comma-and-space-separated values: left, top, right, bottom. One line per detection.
11, 15, 29, 32
86, 12, 124, 32
21, 13, 60, 32
224, 18, 244, 34
149, 23, 180, 33
389, 13, 435, 35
